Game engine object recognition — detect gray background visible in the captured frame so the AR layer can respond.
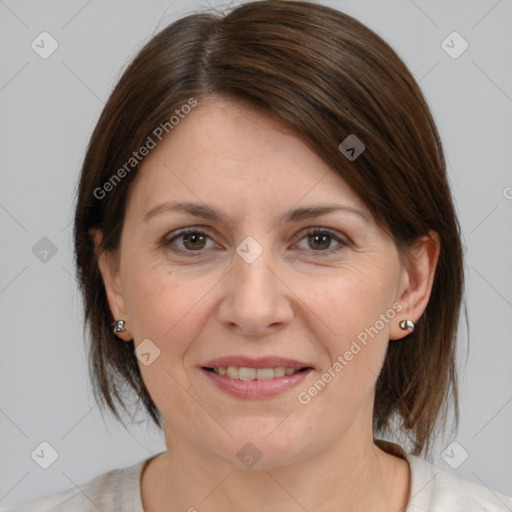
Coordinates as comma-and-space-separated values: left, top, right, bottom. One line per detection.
1, 0, 511, 509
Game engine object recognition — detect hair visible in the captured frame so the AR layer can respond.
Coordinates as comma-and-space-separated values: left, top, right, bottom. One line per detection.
73, 0, 467, 457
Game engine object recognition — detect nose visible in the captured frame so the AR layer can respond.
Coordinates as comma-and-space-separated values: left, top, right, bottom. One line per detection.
217, 242, 294, 337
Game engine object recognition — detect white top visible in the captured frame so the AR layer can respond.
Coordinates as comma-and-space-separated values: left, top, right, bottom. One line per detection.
10, 448, 512, 511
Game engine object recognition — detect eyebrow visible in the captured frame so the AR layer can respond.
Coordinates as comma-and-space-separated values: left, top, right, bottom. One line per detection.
143, 201, 370, 225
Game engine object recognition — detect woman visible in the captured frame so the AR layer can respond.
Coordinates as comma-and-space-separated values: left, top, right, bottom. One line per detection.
13, 1, 512, 510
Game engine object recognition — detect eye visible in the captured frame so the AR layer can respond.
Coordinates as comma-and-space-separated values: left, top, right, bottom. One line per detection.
163, 227, 215, 255
294, 228, 347, 255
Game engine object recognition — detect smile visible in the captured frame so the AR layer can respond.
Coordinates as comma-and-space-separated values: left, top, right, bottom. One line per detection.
201, 366, 314, 399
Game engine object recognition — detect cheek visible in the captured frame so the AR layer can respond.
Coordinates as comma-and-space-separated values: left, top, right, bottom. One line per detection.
121, 258, 221, 360
120, 264, 219, 419
303, 269, 395, 345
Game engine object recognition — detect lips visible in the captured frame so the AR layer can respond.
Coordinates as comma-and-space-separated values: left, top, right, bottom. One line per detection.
200, 355, 315, 399
201, 365, 314, 399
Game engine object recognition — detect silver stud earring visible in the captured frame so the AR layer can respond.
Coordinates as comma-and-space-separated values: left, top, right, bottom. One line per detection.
111, 320, 126, 333
399, 319, 415, 333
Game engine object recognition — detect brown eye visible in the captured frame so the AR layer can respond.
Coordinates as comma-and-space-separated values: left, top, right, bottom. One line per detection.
181, 232, 207, 250
164, 228, 214, 255
295, 228, 347, 255
308, 232, 332, 250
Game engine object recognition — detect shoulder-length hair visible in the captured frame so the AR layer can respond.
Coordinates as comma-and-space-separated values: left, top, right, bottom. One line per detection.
73, 0, 466, 457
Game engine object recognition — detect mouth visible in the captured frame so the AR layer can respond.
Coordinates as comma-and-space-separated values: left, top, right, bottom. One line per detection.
199, 356, 315, 399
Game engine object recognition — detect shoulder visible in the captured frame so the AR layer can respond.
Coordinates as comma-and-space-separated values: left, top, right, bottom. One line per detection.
9, 458, 149, 512
406, 453, 512, 511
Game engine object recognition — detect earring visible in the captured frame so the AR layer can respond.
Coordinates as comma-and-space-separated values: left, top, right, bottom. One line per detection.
111, 319, 126, 334
399, 319, 415, 333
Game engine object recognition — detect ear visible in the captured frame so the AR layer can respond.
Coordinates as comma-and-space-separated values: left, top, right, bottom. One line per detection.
90, 228, 132, 341
389, 230, 441, 340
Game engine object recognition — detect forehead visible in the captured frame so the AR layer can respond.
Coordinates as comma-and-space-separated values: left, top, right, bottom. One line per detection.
126, 97, 370, 222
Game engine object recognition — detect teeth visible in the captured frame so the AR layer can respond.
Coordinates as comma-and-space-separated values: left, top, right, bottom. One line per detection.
239, 367, 256, 380
212, 366, 300, 380
226, 366, 239, 379
273, 367, 286, 377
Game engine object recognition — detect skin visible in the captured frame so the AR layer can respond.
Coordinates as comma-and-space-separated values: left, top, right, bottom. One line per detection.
93, 96, 440, 512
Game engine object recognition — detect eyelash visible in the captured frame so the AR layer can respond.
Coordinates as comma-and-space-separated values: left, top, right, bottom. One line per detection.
162, 226, 348, 257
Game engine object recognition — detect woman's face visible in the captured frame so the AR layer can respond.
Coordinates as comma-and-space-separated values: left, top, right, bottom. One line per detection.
99, 96, 418, 469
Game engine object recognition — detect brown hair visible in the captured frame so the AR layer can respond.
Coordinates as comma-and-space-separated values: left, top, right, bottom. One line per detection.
73, 0, 466, 457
